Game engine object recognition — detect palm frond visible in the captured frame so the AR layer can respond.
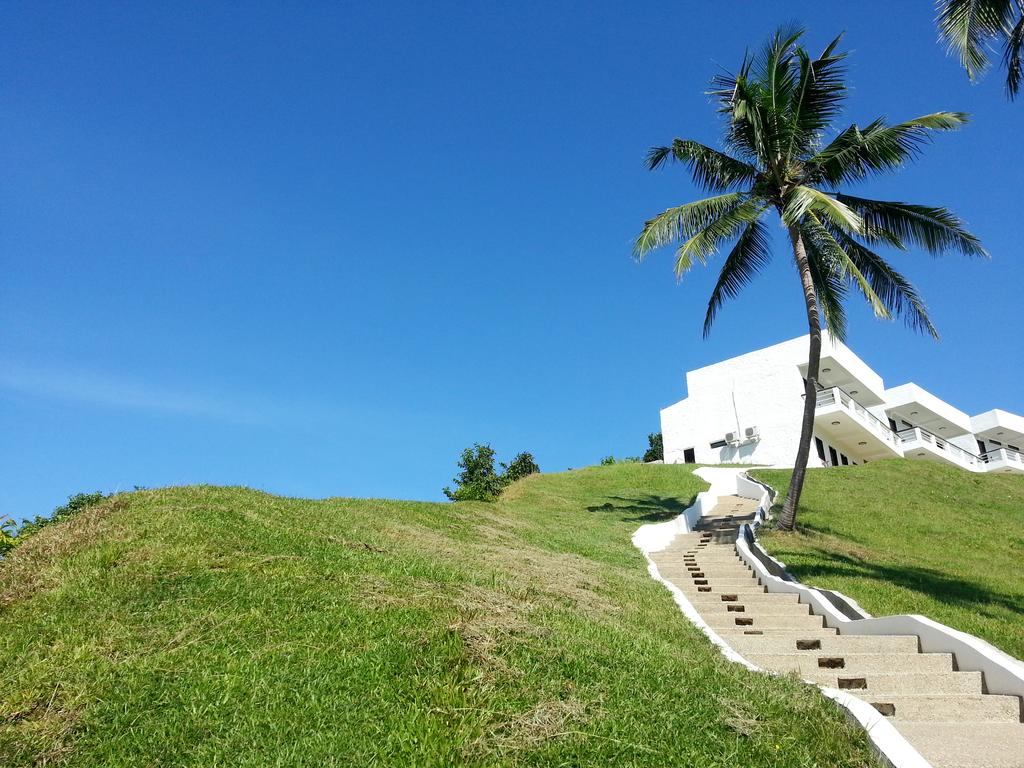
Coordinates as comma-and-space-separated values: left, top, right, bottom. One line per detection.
807, 113, 969, 185
836, 194, 987, 257
937, 0, 1017, 80
1004, 12, 1024, 98
783, 186, 863, 232
645, 139, 758, 191
803, 213, 891, 321
673, 199, 765, 278
711, 55, 777, 166
702, 216, 772, 336
756, 25, 804, 158
802, 234, 850, 341
827, 225, 939, 338
785, 33, 848, 162
633, 193, 748, 261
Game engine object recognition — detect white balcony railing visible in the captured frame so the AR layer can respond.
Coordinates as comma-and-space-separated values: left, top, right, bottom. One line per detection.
815, 387, 900, 450
981, 447, 1024, 467
814, 386, 1021, 472
897, 427, 984, 469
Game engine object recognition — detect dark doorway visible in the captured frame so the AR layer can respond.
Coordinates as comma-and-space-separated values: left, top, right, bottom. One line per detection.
683, 447, 696, 464
828, 446, 839, 467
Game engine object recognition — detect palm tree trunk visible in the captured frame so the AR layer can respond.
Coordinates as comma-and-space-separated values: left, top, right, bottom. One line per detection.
776, 226, 822, 532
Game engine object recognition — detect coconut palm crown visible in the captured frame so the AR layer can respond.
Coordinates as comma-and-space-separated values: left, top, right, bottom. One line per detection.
937, 0, 1024, 99
634, 27, 986, 530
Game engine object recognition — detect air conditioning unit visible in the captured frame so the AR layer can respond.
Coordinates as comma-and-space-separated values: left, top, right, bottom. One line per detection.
744, 426, 760, 441
724, 431, 738, 445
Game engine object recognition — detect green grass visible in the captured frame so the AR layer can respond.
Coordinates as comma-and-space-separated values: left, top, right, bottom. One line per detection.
753, 460, 1024, 659
1, 464, 878, 767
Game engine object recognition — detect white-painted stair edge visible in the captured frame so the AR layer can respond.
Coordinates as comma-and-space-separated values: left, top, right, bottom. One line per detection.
736, 473, 1024, 701
632, 467, 929, 768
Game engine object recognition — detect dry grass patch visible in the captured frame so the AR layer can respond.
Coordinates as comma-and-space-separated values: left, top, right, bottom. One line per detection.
463, 697, 591, 758
0, 496, 130, 609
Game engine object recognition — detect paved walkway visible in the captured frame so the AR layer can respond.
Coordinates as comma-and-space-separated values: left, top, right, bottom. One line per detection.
650, 495, 1024, 768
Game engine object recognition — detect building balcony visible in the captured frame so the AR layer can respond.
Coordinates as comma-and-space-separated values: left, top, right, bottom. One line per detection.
981, 447, 1024, 474
897, 427, 984, 472
814, 387, 903, 461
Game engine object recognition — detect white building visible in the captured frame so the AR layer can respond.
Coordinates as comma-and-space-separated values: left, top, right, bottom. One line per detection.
660, 333, 1024, 474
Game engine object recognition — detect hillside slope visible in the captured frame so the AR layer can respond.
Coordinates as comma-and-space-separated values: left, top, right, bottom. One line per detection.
754, 461, 1024, 659
0, 465, 877, 767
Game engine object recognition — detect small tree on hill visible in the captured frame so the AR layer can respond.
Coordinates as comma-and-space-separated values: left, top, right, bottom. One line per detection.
502, 452, 540, 483
643, 432, 664, 463
444, 445, 541, 502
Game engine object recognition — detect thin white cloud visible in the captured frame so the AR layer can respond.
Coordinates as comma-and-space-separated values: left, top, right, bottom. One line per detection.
0, 362, 267, 424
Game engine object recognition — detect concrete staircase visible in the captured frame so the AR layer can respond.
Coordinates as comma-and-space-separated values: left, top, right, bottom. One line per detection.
650, 495, 1024, 768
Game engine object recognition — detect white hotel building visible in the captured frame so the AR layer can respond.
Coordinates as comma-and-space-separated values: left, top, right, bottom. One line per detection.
660, 333, 1024, 474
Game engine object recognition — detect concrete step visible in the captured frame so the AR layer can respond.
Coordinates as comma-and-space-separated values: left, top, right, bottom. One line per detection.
852, 693, 1022, 723
747, 651, 953, 675
663, 561, 752, 570
699, 602, 812, 617
658, 566, 753, 578
727, 634, 918, 654
679, 552, 745, 561
687, 591, 801, 606
680, 578, 762, 588
703, 614, 824, 630
675, 585, 765, 598
716, 626, 839, 639
897, 722, 1024, 768
804, 670, 983, 695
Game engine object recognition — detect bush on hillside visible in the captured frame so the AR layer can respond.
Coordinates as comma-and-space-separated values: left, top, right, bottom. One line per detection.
643, 432, 664, 463
501, 452, 540, 483
444, 445, 541, 502
600, 455, 641, 466
13, 491, 110, 543
0, 517, 16, 556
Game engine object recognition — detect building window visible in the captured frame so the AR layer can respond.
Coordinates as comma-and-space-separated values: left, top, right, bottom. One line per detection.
977, 439, 987, 454
683, 447, 696, 463
888, 418, 898, 432
815, 437, 826, 463
1010, 445, 1021, 452
840, 454, 849, 466
828, 447, 839, 467
709, 439, 727, 449
991, 439, 1002, 446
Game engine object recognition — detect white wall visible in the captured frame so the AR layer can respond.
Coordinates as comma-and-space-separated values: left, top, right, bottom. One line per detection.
661, 336, 815, 467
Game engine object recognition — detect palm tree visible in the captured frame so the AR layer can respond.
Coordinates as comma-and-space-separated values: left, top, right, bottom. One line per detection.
937, 0, 1024, 99
634, 27, 985, 531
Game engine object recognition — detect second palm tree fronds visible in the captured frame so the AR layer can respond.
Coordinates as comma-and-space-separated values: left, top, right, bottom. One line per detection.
634, 27, 986, 531
937, 0, 1024, 99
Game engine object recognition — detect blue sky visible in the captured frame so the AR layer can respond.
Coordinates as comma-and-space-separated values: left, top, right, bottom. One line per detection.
3, 2, 1022, 520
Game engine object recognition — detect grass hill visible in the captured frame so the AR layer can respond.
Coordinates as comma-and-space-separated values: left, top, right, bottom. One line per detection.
754, 460, 1024, 659
0, 464, 877, 767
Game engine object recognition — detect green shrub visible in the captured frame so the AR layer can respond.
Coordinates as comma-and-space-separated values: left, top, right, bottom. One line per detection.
444, 444, 506, 502
501, 452, 540, 483
444, 445, 541, 502
601, 455, 641, 466
643, 432, 664, 463
0, 517, 16, 556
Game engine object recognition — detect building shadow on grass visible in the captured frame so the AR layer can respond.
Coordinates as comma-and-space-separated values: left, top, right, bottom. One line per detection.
784, 548, 1024, 619
585, 495, 697, 523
